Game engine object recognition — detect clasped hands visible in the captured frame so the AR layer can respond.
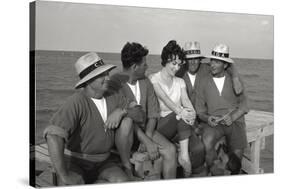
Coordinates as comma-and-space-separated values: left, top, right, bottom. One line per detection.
177, 107, 196, 125
208, 114, 233, 127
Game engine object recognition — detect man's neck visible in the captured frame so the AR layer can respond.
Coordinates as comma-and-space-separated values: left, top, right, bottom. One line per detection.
84, 87, 103, 99
188, 71, 197, 76
123, 69, 138, 85
212, 71, 225, 78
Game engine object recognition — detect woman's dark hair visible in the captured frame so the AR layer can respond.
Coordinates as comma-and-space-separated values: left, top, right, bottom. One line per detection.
161, 40, 184, 67
121, 42, 149, 69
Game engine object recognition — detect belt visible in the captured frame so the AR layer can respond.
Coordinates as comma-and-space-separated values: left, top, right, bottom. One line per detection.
64, 149, 110, 162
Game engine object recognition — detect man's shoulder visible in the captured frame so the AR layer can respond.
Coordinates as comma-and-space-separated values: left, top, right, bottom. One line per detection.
54, 91, 87, 113
108, 72, 129, 93
139, 76, 152, 84
65, 91, 87, 105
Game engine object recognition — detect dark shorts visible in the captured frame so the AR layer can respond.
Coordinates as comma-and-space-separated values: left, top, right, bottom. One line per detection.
157, 112, 193, 141
202, 120, 248, 151
66, 153, 121, 184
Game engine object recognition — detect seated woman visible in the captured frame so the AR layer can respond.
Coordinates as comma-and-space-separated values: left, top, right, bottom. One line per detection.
149, 40, 196, 177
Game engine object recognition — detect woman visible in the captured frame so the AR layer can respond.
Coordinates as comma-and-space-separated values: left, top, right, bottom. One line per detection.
149, 40, 196, 177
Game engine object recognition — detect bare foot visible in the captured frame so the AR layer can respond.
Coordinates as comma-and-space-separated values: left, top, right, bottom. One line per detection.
178, 155, 192, 177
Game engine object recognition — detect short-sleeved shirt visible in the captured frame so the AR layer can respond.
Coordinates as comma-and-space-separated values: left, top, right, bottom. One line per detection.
43, 90, 129, 160
150, 71, 186, 117
110, 73, 159, 120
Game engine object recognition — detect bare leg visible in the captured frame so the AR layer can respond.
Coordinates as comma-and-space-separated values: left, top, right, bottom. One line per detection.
178, 138, 192, 177
115, 117, 134, 174
152, 131, 177, 179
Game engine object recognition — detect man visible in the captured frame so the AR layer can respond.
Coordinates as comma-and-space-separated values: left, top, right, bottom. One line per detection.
43, 52, 144, 185
109, 42, 177, 179
195, 44, 249, 175
176, 41, 243, 107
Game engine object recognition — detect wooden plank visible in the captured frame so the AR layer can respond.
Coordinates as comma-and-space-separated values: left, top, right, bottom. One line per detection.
36, 176, 52, 187
34, 110, 273, 176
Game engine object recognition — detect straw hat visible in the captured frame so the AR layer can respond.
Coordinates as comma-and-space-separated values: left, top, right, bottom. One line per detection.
207, 44, 234, 64
74, 52, 116, 89
184, 41, 204, 59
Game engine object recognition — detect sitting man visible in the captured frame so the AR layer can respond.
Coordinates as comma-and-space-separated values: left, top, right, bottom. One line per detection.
176, 41, 243, 107
109, 42, 177, 179
195, 44, 249, 175
43, 52, 144, 185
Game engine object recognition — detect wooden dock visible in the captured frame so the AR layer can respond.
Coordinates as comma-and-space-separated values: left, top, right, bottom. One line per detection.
31, 110, 273, 187
242, 110, 273, 174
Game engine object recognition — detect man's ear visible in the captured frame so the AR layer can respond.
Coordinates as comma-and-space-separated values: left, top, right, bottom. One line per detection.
132, 64, 137, 71
224, 63, 228, 69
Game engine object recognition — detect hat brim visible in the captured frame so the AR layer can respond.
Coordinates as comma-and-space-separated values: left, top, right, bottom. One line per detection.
206, 55, 234, 64
185, 54, 205, 59
75, 64, 116, 89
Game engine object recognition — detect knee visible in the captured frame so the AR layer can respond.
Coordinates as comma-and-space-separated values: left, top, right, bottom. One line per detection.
202, 134, 216, 150
109, 175, 129, 183
162, 143, 177, 160
118, 117, 133, 134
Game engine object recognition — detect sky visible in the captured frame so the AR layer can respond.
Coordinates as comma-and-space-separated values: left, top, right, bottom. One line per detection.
35, 1, 274, 59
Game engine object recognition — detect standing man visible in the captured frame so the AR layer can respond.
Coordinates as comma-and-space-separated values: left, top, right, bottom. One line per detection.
109, 42, 177, 179
195, 44, 249, 175
43, 52, 144, 185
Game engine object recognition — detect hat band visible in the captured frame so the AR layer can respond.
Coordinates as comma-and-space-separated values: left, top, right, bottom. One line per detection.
211, 51, 229, 58
186, 50, 201, 55
79, 59, 105, 79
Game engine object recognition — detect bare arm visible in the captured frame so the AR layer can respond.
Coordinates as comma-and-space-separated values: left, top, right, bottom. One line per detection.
134, 124, 159, 160
46, 134, 68, 177
145, 118, 157, 139
152, 82, 182, 115
180, 87, 195, 112
46, 134, 84, 185
226, 63, 243, 94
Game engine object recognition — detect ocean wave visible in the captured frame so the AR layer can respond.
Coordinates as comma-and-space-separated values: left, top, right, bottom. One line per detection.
36, 88, 75, 95
36, 108, 57, 114
241, 73, 260, 79
249, 98, 273, 104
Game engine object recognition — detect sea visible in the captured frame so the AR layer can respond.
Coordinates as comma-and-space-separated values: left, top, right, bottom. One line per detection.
34, 50, 274, 172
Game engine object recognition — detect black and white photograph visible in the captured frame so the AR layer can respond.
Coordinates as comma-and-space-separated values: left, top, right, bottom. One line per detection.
29, 0, 274, 187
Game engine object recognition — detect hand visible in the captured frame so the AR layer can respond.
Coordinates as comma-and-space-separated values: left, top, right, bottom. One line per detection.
145, 141, 159, 161
208, 116, 220, 127
127, 105, 145, 123
104, 108, 124, 130
138, 143, 146, 153
221, 114, 233, 126
59, 171, 84, 185
180, 108, 195, 125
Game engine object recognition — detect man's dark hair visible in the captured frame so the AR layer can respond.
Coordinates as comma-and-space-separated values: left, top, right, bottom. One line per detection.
226, 152, 242, 175
161, 40, 184, 67
121, 42, 149, 69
